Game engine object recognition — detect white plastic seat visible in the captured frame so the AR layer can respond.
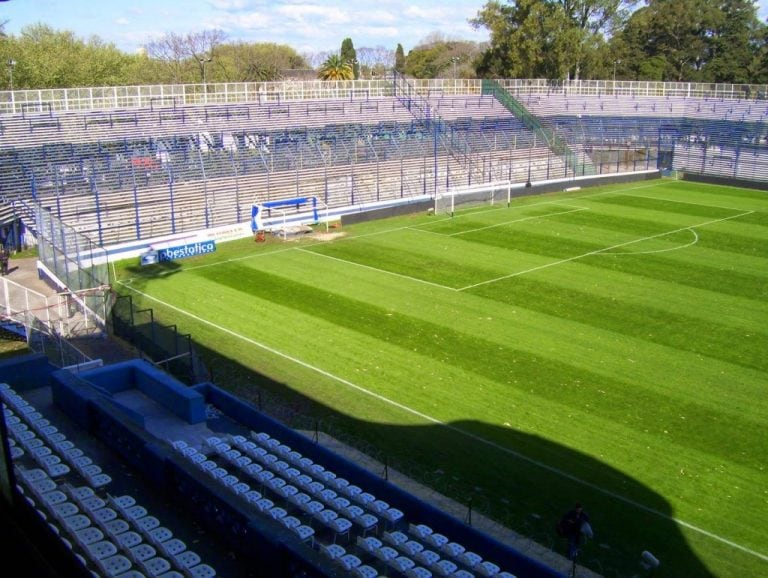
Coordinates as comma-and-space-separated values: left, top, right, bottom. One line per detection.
371, 499, 390, 514
355, 513, 378, 536
410, 523, 433, 540
375, 546, 399, 563
124, 504, 148, 520
300, 500, 324, 516
221, 474, 239, 487
403, 540, 425, 556
293, 524, 315, 545
389, 556, 416, 574
331, 517, 353, 543
129, 543, 157, 563
141, 556, 171, 577
321, 543, 345, 561
160, 538, 187, 557
187, 564, 217, 578
41, 490, 68, 506
90, 473, 112, 487
338, 553, 362, 571
149, 526, 174, 545
63, 514, 92, 532
281, 515, 302, 530
383, 530, 409, 547
174, 550, 201, 569
357, 535, 383, 554
110, 495, 136, 512
254, 497, 274, 513
91, 506, 118, 525
52, 501, 79, 520
86, 540, 117, 560
269, 506, 288, 521
427, 533, 449, 550
477, 561, 501, 576
244, 490, 262, 504
116, 530, 143, 549
383, 507, 404, 526
235, 456, 252, 469
80, 495, 107, 513
433, 560, 458, 576
135, 515, 160, 533
441, 542, 466, 558
354, 565, 379, 578
415, 549, 440, 567
70, 486, 96, 503
75, 526, 105, 547
459, 551, 482, 568
97, 553, 132, 577
103, 518, 131, 537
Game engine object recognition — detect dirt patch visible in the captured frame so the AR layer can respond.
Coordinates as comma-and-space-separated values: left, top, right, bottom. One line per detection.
311, 231, 347, 241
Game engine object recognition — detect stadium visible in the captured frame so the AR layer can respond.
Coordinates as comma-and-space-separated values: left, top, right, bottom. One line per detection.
0, 73, 767, 578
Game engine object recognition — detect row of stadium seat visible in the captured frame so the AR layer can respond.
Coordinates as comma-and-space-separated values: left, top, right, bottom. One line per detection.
15, 465, 216, 577
2, 383, 111, 487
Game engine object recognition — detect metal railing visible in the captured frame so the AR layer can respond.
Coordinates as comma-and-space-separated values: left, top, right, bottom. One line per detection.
2, 78, 766, 115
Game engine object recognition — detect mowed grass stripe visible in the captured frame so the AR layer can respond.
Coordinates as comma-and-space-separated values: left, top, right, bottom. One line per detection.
191, 261, 765, 470
246, 250, 765, 413
510, 260, 768, 334
467, 275, 768, 372
591, 193, 751, 218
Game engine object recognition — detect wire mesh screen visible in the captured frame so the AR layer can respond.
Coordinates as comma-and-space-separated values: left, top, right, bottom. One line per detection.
36, 205, 109, 292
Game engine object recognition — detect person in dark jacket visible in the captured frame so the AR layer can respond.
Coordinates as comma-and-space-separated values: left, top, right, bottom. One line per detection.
557, 503, 590, 560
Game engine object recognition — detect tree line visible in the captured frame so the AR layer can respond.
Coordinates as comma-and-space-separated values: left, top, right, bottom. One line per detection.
0, 1, 766, 90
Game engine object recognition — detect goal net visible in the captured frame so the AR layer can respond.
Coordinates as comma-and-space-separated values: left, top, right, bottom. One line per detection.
435, 180, 514, 216
251, 196, 329, 239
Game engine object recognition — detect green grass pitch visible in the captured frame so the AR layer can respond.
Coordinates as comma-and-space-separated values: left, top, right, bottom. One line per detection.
115, 179, 768, 578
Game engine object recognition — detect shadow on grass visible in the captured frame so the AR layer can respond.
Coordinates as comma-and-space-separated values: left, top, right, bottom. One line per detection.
192, 341, 716, 578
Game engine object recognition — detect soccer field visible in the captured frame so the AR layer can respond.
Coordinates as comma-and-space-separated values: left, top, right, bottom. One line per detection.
116, 179, 768, 578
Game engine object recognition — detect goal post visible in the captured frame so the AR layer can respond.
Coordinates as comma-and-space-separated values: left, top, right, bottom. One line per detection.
251, 196, 329, 238
435, 180, 513, 217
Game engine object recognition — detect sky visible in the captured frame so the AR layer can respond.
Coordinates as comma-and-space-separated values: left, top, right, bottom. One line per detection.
2, 1, 767, 58
0, 0, 492, 56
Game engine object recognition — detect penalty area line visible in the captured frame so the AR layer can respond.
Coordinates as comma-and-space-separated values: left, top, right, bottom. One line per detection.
115, 279, 768, 563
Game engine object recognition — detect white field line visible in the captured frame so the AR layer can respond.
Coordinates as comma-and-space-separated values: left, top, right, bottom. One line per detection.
615, 192, 756, 213
606, 229, 700, 255
115, 278, 768, 564
458, 210, 754, 291
447, 207, 589, 237
294, 247, 458, 291
132, 181, 671, 281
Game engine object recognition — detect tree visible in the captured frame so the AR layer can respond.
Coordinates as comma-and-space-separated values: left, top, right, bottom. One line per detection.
340, 38, 358, 79
146, 29, 227, 84
404, 34, 483, 79
703, 0, 765, 83
395, 44, 406, 73
472, 0, 634, 79
318, 54, 353, 80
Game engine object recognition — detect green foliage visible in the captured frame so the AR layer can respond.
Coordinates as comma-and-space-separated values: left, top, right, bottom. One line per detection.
473, 0, 768, 81
405, 36, 479, 79
395, 43, 406, 73
318, 54, 354, 80
340, 38, 358, 79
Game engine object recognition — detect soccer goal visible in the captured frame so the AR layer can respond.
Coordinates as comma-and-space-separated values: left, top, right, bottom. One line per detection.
435, 180, 514, 217
251, 196, 329, 239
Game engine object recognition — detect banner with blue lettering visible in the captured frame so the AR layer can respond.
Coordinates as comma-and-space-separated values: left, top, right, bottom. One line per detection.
156, 240, 217, 262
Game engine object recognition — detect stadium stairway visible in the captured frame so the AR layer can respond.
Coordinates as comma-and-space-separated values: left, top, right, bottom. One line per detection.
481, 79, 596, 178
